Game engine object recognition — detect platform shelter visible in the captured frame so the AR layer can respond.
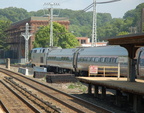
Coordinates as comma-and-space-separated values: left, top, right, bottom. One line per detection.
108, 33, 144, 82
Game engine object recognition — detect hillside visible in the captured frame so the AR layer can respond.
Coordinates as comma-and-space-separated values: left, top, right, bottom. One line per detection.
0, 3, 144, 41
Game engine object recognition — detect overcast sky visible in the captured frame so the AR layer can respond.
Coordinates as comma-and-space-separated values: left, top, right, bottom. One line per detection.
0, 0, 143, 18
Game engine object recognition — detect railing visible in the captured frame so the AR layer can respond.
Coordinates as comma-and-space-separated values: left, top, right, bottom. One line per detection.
88, 64, 120, 78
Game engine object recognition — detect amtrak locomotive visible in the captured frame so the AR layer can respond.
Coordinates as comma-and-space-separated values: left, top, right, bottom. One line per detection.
31, 46, 136, 77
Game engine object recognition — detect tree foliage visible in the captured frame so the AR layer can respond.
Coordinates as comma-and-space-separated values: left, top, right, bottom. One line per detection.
0, 20, 11, 49
33, 22, 79, 48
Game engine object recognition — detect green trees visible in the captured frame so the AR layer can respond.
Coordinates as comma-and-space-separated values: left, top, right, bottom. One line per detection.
0, 3, 143, 47
0, 20, 11, 49
124, 3, 144, 32
33, 22, 79, 48
0, 7, 29, 22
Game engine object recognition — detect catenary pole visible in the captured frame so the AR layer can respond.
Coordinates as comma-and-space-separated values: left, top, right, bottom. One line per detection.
91, 0, 97, 47
21, 23, 32, 63
44, 3, 59, 47
83, 0, 121, 47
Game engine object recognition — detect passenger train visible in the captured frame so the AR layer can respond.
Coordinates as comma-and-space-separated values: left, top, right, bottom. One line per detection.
31, 46, 136, 77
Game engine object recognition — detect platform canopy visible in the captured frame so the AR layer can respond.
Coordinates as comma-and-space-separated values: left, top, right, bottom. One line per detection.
108, 33, 144, 46
107, 33, 144, 82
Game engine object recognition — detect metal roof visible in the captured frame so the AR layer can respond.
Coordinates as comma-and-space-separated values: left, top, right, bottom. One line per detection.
108, 33, 144, 46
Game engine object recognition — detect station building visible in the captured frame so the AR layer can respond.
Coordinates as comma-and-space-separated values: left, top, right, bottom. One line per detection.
5, 16, 70, 63
77, 37, 107, 47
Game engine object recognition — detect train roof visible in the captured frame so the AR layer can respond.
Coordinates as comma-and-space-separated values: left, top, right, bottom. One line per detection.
31, 47, 62, 53
32, 48, 42, 50
48, 48, 79, 56
78, 46, 128, 56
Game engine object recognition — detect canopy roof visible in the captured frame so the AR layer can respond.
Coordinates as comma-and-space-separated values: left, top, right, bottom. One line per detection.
108, 33, 144, 47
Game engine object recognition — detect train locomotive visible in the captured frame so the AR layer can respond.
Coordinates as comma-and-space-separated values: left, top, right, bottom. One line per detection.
31, 46, 129, 77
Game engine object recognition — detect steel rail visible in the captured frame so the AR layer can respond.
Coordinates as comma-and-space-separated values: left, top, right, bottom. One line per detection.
0, 80, 41, 113
0, 67, 114, 113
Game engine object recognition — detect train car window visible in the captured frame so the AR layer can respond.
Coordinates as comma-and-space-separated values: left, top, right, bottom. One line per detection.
34, 50, 37, 53
87, 57, 91, 62
111, 58, 114, 63
102, 58, 105, 62
82, 57, 85, 62
80, 57, 83, 62
105, 57, 109, 62
85, 57, 88, 62
103, 58, 106, 62
109, 58, 112, 63
113, 58, 116, 63
71, 57, 73, 61
83, 57, 86, 61
110, 58, 113, 63
58, 57, 61, 61
48, 57, 50, 60
89, 57, 93, 62
100, 57, 104, 62
42, 49, 45, 53
81, 57, 85, 62
104, 57, 106, 62
78, 57, 81, 62
116, 58, 118, 63
65, 57, 67, 61
68, 57, 71, 61
66, 57, 68, 61
95, 57, 99, 62
139, 51, 144, 66
90, 57, 94, 62
80, 48, 84, 52
140, 58, 144, 66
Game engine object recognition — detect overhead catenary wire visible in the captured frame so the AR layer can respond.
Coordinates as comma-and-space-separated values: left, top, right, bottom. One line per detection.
83, 0, 121, 12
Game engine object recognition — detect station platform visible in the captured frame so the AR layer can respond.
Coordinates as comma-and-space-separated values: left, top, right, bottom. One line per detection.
77, 77, 144, 113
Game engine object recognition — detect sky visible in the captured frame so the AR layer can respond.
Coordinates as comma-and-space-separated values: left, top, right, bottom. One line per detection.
0, 0, 143, 18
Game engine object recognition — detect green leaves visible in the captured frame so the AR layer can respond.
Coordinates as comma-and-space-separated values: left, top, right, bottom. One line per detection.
34, 22, 79, 48
0, 20, 11, 49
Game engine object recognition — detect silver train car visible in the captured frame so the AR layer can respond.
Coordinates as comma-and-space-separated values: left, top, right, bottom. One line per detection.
31, 47, 61, 67
31, 48, 50, 67
75, 46, 128, 76
31, 46, 130, 77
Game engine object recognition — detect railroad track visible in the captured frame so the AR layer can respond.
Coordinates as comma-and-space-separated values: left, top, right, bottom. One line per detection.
0, 79, 40, 113
0, 67, 113, 113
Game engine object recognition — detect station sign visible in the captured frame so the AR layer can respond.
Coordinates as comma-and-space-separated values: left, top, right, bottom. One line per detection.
88, 65, 98, 76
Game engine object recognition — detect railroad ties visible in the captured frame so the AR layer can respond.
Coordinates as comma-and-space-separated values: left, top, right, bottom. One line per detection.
0, 67, 113, 113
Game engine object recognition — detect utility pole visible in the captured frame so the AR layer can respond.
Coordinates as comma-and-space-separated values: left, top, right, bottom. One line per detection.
21, 23, 32, 63
44, 3, 59, 47
92, 0, 97, 47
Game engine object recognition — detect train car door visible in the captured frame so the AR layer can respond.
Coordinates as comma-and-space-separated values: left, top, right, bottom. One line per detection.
73, 49, 80, 72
